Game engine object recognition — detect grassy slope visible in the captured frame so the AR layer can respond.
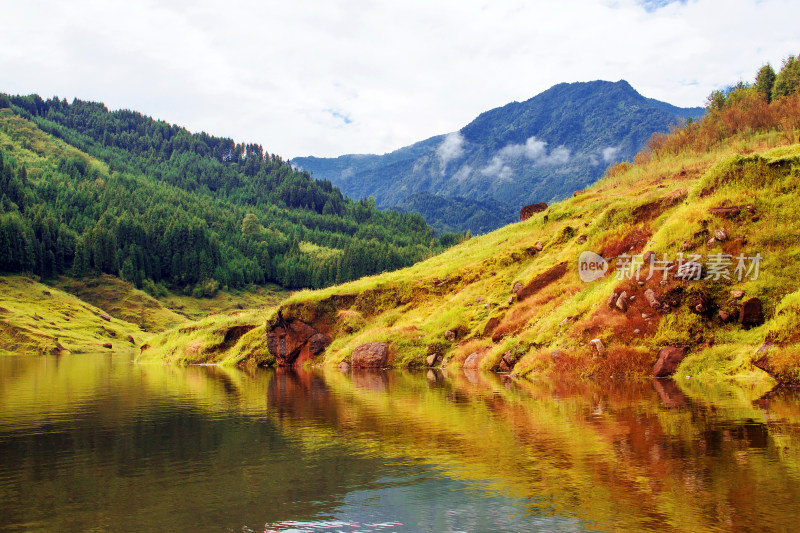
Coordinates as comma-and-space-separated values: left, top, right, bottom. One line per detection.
263, 129, 800, 382
0, 275, 142, 355
137, 287, 287, 366
1, 273, 288, 360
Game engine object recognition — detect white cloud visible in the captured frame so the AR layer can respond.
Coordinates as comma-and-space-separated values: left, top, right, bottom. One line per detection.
481, 136, 569, 176
480, 156, 514, 181
602, 146, 621, 163
452, 164, 472, 182
497, 137, 548, 160
543, 146, 571, 165
1, 0, 798, 158
436, 131, 466, 168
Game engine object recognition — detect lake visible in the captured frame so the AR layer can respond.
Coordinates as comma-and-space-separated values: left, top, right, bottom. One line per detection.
1, 354, 799, 532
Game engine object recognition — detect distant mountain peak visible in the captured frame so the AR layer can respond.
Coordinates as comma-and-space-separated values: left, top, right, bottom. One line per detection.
293, 80, 704, 235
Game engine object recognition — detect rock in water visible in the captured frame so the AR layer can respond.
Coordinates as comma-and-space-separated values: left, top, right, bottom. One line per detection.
653, 346, 688, 377
351, 342, 389, 368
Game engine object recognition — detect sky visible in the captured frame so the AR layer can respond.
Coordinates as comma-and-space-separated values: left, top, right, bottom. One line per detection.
1, 0, 799, 159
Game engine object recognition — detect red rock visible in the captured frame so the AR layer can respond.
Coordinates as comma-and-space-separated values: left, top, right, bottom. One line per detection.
100, 314, 111, 322
267, 317, 321, 366
444, 329, 456, 342
653, 346, 687, 377
102, 343, 112, 349
739, 297, 763, 328
351, 342, 389, 368
519, 202, 548, 221
644, 289, 661, 311
608, 291, 620, 309
308, 333, 331, 356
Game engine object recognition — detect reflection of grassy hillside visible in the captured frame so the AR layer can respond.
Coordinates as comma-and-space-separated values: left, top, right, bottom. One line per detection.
6, 351, 799, 531
266, 97, 800, 381
270, 368, 800, 532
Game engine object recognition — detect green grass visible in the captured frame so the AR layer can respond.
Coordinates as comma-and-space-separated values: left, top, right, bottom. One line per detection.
0, 275, 143, 355
1, 271, 289, 361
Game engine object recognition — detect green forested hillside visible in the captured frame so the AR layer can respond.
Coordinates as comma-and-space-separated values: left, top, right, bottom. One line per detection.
0, 95, 451, 293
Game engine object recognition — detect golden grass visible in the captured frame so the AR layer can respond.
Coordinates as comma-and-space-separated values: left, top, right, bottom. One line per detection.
0, 275, 142, 355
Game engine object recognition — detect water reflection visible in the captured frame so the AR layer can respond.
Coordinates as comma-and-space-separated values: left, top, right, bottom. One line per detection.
1, 355, 800, 532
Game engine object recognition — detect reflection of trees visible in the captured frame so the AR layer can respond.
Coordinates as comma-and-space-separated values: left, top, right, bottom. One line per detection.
0, 357, 389, 532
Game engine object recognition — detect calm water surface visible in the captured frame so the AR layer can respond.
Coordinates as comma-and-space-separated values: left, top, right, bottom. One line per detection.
2, 354, 800, 532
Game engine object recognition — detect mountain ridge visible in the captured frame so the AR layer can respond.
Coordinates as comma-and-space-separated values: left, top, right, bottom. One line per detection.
293, 80, 704, 234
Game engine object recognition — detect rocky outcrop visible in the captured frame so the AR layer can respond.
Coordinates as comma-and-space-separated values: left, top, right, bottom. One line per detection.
497, 351, 516, 372
688, 291, 712, 317
267, 316, 331, 366
653, 346, 687, 377
740, 297, 763, 328
520, 202, 547, 221
351, 342, 389, 368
